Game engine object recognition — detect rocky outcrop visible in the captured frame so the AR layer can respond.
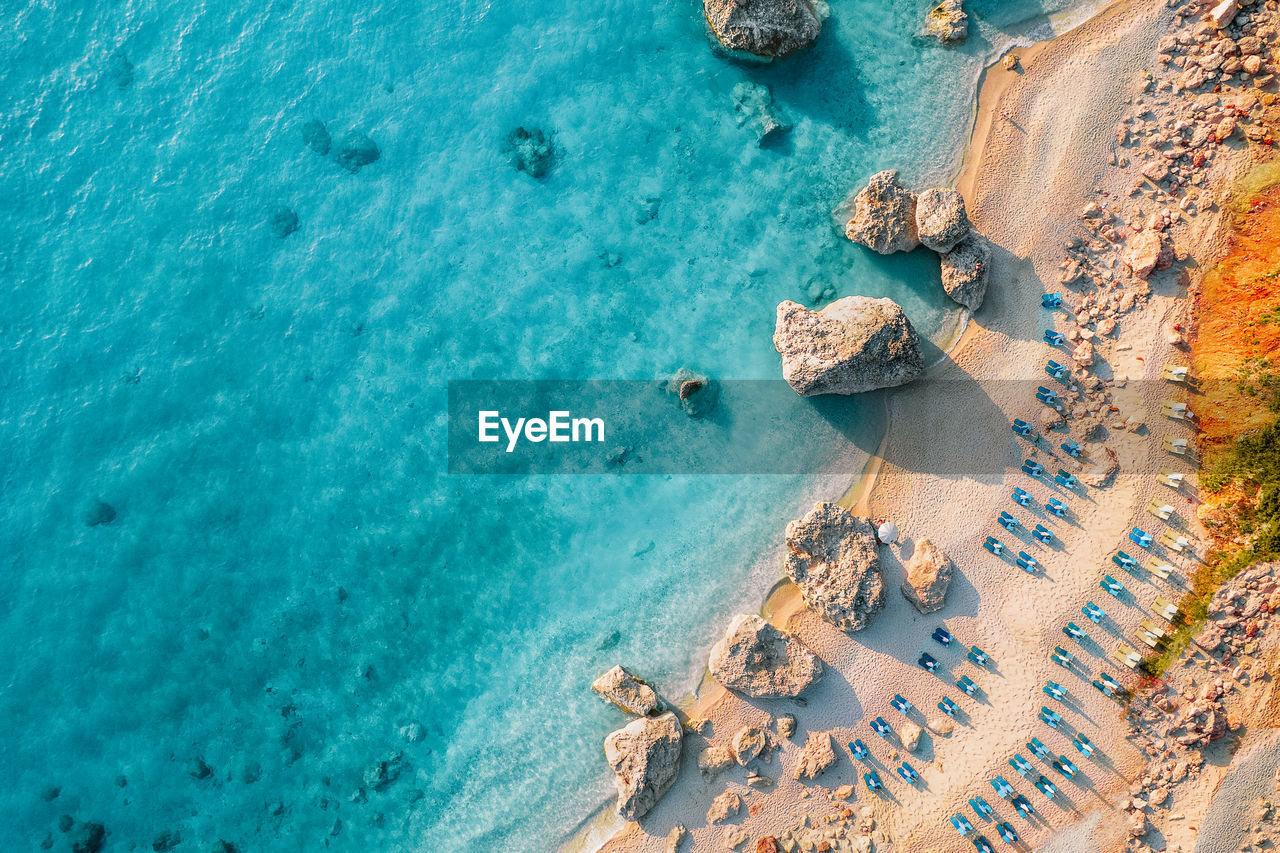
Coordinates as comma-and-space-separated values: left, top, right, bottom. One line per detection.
604, 712, 683, 820
939, 233, 991, 310
915, 188, 971, 253
773, 297, 924, 396
1122, 230, 1173, 278
704, 0, 821, 59
925, 0, 968, 44
592, 665, 660, 715
792, 732, 837, 780
784, 502, 885, 632
901, 538, 953, 613
845, 170, 920, 254
708, 614, 823, 697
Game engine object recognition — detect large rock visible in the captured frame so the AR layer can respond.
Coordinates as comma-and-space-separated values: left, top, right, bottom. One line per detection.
899, 721, 923, 753
845, 170, 919, 254
792, 732, 837, 780
1122, 230, 1173, 279
915, 188, 971, 252
784, 502, 885, 632
773, 297, 924, 396
592, 665, 660, 716
709, 614, 823, 697
704, 0, 821, 59
604, 712, 683, 820
901, 538, 952, 613
925, 0, 968, 44
939, 233, 991, 310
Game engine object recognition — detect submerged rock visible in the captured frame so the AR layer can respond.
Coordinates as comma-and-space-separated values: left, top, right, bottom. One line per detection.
84, 499, 117, 527
939, 233, 991, 310
708, 613, 823, 697
603, 712, 683, 820
301, 119, 332, 156
704, 0, 821, 59
268, 206, 299, 239
106, 50, 134, 88
731, 82, 791, 146
333, 130, 380, 173
504, 126, 555, 178
784, 502, 885, 632
845, 170, 919, 254
792, 731, 837, 780
591, 665, 660, 716
925, 0, 968, 44
68, 822, 106, 853
902, 538, 953, 613
915, 187, 970, 253
773, 296, 924, 396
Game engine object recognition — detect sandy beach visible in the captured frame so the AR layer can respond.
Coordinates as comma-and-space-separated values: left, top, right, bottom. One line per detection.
589, 0, 1280, 851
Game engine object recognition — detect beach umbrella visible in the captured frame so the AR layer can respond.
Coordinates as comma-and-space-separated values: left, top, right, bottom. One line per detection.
877, 521, 899, 544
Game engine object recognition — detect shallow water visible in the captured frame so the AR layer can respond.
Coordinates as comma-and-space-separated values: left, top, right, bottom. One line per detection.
1, 0, 1105, 849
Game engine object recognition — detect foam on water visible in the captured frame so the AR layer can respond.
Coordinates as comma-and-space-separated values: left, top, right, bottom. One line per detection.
1, 0, 1102, 849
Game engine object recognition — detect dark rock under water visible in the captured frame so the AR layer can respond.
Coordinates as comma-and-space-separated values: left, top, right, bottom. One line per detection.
333, 130, 380, 173
84, 499, 116, 527
503, 126, 554, 178
268, 206, 299, 238
106, 50, 133, 88
301, 119, 331, 156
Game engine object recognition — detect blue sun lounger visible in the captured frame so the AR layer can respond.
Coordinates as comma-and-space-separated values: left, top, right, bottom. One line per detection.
991, 775, 1014, 799
997, 821, 1020, 843
1010, 753, 1034, 777
932, 627, 953, 646
1035, 775, 1058, 799
1112, 551, 1137, 569
1051, 646, 1075, 667
1045, 360, 1067, 380
1082, 601, 1106, 623
1046, 497, 1068, 517
1039, 706, 1062, 728
891, 694, 914, 715
1022, 460, 1044, 477
1036, 386, 1060, 406
970, 796, 995, 820
968, 646, 990, 666
919, 652, 939, 672
1092, 678, 1115, 697
1099, 672, 1121, 693
998, 511, 1020, 531
1033, 524, 1054, 544
1042, 292, 1063, 308
984, 536, 1005, 556
1129, 527, 1154, 549
951, 813, 974, 836
1016, 551, 1039, 572
1043, 680, 1066, 701
957, 675, 978, 696
1063, 622, 1086, 640
1012, 487, 1033, 506
850, 738, 870, 760
864, 770, 883, 791
1027, 737, 1050, 759
974, 836, 995, 853
871, 717, 893, 738
1054, 470, 1078, 488
1053, 755, 1079, 778
1012, 794, 1035, 818
897, 761, 920, 783
1044, 329, 1065, 346
1101, 574, 1126, 596
1072, 733, 1095, 757
1011, 418, 1035, 437
1061, 439, 1082, 457
938, 696, 960, 717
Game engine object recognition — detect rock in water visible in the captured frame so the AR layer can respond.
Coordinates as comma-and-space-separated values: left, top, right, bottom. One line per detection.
1122, 230, 1172, 279
69, 822, 107, 853
666, 367, 719, 418
333, 131, 380, 173
504, 126, 555, 178
773, 297, 924, 396
603, 712, 683, 820
915, 188, 970, 252
792, 731, 836, 780
925, 0, 968, 44
268, 206, 299, 239
301, 119, 332, 156
84, 499, 117, 527
901, 538, 952, 613
784, 502, 885, 632
939, 233, 991, 310
708, 613, 823, 697
703, 0, 821, 59
591, 665, 660, 715
731, 82, 791, 146
845, 170, 919, 254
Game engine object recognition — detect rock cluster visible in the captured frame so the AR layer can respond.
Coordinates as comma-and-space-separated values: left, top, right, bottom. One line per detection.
704, 0, 822, 59
901, 538, 953, 613
708, 613, 823, 697
783, 502, 885, 632
925, 0, 968, 44
603, 712, 683, 820
301, 120, 380, 174
773, 297, 924, 396
592, 665, 660, 715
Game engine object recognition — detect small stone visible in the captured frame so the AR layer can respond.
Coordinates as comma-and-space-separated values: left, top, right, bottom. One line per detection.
708, 790, 743, 824
776, 714, 797, 739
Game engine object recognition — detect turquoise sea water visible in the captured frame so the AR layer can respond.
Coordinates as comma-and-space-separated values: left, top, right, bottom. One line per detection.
1, 0, 1102, 849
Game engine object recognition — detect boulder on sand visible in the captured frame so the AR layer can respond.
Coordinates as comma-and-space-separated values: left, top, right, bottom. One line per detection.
704, 0, 821, 59
592, 665, 660, 716
939, 233, 991, 310
901, 538, 953, 613
604, 712, 683, 820
915, 187, 971, 253
731, 725, 767, 765
899, 721, 923, 753
845, 170, 919, 254
792, 732, 837, 780
925, 0, 969, 44
709, 614, 823, 698
1122, 230, 1173, 279
784, 502, 885, 632
773, 297, 924, 396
